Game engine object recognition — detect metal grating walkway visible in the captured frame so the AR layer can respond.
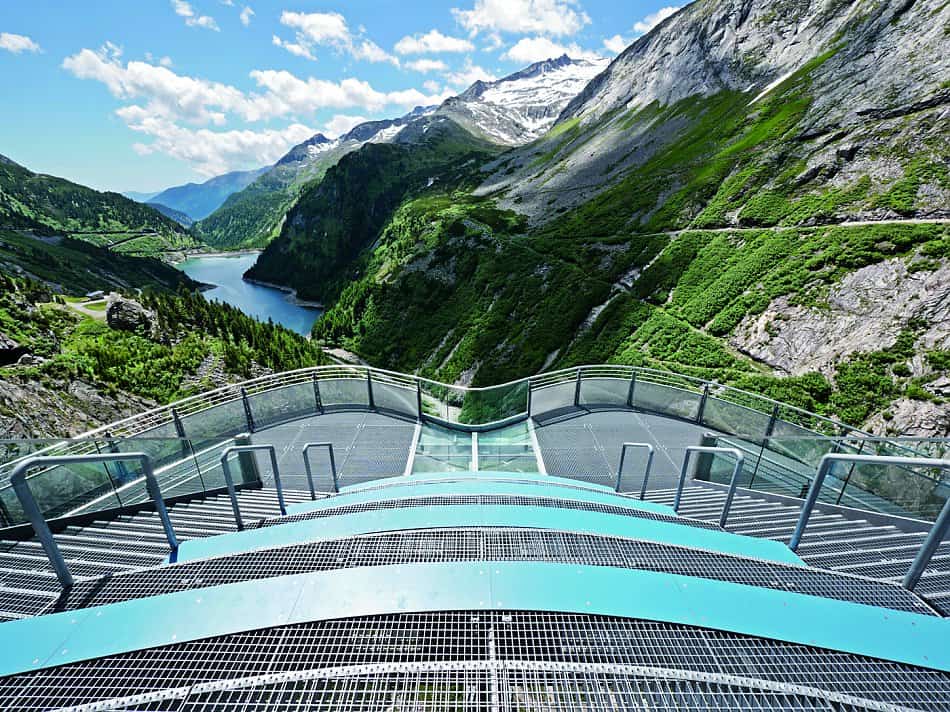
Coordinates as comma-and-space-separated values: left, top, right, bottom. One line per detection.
2, 611, 949, 711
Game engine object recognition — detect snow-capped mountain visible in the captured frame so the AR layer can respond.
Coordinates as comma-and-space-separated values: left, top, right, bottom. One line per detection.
437, 55, 609, 145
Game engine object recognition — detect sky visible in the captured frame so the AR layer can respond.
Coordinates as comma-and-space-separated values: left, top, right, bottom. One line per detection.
0, 0, 683, 193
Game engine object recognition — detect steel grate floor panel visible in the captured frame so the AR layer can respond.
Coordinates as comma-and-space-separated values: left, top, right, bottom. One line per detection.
2, 611, 949, 711
256, 494, 722, 531
39, 528, 934, 617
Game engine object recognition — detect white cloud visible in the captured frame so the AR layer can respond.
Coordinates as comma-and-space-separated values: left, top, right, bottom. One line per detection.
0, 32, 41, 54
394, 29, 474, 54
602, 34, 628, 54
444, 60, 496, 90
274, 10, 398, 64
501, 36, 599, 64
171, 0, 220, 31
323, 114, 368, 138
127, 115, 315, 176
632, 6, 680, 35
240, 6, 254, 26
423, 79, 442, 93
406, 58, 448, 73
63, 46, 440, 126
272, 35, 315, 60
452, 0, 590, 37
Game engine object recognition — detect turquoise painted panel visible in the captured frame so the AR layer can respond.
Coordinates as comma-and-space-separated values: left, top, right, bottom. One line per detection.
286, 477, 676, 517
1, 563, 948, 677
173, 504, 802, 565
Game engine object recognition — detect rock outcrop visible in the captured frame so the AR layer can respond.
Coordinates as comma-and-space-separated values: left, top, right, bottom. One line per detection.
106, 295, 156, 335
864, 398, 950, 438
730, 258, 950, 376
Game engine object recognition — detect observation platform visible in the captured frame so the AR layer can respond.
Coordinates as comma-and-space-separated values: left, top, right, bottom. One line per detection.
1, 364, 949, 710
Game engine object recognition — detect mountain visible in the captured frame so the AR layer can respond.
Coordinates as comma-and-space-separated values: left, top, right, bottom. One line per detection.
254, 0, 950, 435
194, 108, 432, 248
147, 202, 194, 228
245, 115, 504, 299
147, 167, 269, 221
0, 154, 200, 258
196, 57, 606, 249
439, 54, 609, 145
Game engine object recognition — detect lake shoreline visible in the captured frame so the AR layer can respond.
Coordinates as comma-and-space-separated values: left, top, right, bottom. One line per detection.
171, 248, 261, 264
242, 277, 325, 309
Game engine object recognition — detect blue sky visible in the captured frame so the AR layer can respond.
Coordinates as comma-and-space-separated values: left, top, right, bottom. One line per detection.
0, 0, 682, 193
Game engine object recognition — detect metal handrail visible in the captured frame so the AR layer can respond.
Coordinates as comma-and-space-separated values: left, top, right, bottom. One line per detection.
302, 442, 338, 497
219, 445, 286, 530
10, 452, 178, 588
673, 446, 744, 528
789, 454, 950, 590
615, 442, 655, 497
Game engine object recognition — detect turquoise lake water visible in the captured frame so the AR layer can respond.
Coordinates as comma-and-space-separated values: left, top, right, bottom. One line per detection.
177, 253, 321, 336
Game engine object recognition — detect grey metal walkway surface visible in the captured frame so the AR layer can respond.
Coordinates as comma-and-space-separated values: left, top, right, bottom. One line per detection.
247, 411, 417, 491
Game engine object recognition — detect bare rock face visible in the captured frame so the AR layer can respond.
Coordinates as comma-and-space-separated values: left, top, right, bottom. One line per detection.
106, 296, 156, 335
0, 377, 155, 439
730, 258, 950, 375
865, 399, 950, 438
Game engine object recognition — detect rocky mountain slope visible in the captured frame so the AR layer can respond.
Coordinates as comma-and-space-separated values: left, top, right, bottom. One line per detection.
254, 0, 950, 435
0, 154, 200, 258
198, 57, 607, 249
144, 167, 269, 221
438, 55, 608, 145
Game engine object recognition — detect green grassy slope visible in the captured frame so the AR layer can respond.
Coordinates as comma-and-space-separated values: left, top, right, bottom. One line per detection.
0, 155, 201, 257
247, 119, 504, 302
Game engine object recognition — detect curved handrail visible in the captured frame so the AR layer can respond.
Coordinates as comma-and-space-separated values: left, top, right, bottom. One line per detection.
673, 446, 744, 528
219, 444, 285, 530
302, 442, 338, 497
615, 442, 655, 497
10, 452, 177, 588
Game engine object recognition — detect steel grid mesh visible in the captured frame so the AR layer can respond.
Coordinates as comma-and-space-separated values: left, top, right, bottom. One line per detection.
2, 612, 949, 711
40, 528, 934, 617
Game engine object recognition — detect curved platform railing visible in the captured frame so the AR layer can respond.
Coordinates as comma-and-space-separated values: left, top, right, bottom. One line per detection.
1, 364, 948, 528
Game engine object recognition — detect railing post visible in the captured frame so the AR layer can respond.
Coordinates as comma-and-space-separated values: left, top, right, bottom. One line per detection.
240, 387, 256, 433
10, 452, 179, 588
835, 439, 864, 505
171, 407, 189, 457
573, 367, 583, 407
312, 373, 323, 413
416, 380, 424, 421
695, 383, 710, 424
903, 496, 950, 590
626, 371, 637, 409
10, 470, 74, 589
302, 442, 339, 497
763, 404, 779, 440
366, 369, 376, 410
219, 443, 287, 529
614, 442, 655, 497
673, 445, 743, 523
104, 432, 130, 486
525, 378, 532, 418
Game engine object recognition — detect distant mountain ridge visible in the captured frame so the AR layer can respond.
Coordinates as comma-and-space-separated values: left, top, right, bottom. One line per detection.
144, 167, 269, 221
193, 107, 435, 248
195, 58, 605, 249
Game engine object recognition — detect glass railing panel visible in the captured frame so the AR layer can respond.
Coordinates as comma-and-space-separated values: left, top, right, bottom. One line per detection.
459, 381, 528, 425
248, 381, 318, 429
178, 398, 249, 449
702, 389, 772, 437
372, 381, 420, 419
767, 421, 838, 468
529, 380, 576, 418
578, 377, 630, 408
631, 380, 702, 421
318, 376, 372, 409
